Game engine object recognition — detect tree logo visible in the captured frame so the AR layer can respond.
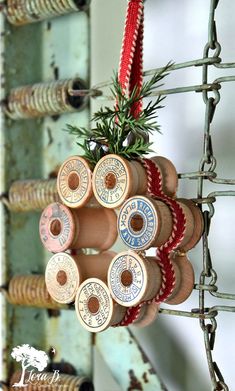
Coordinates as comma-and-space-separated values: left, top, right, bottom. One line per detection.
11, 344, 49, 387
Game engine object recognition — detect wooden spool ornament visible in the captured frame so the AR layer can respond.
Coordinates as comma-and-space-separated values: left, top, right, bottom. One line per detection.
107, 251, 162, 307
150, 156, 178, 197
108, 250, 195, 307
165, 252, 195, 305
75, 278, 126, 332
45, 251, 116, 304
39, 202, 117, 252
176, 198, 204, 252
57, 155, 93, 208
92, 154, 178, 209
118, 195, 203, 251
133, 302, 160, 328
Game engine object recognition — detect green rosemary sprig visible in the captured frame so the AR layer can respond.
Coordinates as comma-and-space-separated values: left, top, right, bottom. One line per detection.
65, 63, 171, 167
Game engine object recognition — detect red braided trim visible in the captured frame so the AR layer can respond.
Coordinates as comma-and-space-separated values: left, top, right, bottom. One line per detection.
118, 0, 144, 118
118, 158, 186, 326
129, 13, 144, 118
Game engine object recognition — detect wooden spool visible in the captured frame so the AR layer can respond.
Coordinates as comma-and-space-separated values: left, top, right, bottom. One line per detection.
118, 195, 202, 251
7, 275, 65, 309
108, 250, 194, 307
45, 251, 115, 304
107, 251, 162, 307
165, 252, 195, 305
10, 371, 94, 391
177, 198, 204, 252
75, 278, 126, 332
151, 156, 178, 197
92, 154, 178, 209
39, 202, 117, 252
133, 302, 160, 328
57, 156, 93, 208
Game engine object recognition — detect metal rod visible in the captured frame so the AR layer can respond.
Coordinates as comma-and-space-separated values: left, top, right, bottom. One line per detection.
95, 82, 221, 101
159, 308, 217, 319
210, 291, 235, 300
93, 57, 221, 90
215, 62, 235, 69
208, 190, 235, 198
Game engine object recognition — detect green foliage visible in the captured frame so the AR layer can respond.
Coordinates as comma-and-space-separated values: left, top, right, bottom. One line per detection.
65, 63, 171, 167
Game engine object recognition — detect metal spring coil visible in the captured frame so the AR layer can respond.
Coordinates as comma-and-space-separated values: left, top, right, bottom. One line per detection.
5, 78, 87, 119
8, 179, 60, 212
6, 0, 91, 26
10, 372, 94, 391
7, 275, 66, 309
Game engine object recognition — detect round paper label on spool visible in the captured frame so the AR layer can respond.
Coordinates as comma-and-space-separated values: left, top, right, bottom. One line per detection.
39, 202, 75, 252
75, 278, 113, 332
57, 156, 92, 208
118, 196, 158, 250
108, 251, 146, 306
92, 154, 129, 208
45, 253, 80, 304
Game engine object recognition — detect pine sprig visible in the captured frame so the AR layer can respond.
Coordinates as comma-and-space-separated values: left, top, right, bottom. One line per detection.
65, 63, 171, 167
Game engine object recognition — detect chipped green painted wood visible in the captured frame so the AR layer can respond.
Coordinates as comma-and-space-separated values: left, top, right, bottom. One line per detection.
96, 327, 166, 391
1, 9, 92, 383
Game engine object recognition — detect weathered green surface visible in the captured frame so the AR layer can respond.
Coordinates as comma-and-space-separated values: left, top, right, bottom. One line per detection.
1, 9, 92, 382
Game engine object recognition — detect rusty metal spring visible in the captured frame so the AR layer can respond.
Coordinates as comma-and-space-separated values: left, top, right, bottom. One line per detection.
6, 275, 66, 309
6, 0, 91, 26
4, 78, 87, 119
7, 179, 60, 212
9, 371, 94, 391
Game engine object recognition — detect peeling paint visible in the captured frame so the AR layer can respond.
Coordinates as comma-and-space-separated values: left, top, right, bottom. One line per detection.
142, 372, 148, 383
128, 369, 143, 391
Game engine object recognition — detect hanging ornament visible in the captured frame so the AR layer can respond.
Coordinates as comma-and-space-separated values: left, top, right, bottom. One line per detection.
40, 0, 204, 332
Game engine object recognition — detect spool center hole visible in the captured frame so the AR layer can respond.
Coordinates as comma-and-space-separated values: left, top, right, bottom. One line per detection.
50, 219, 62, 236
130, 214, 144, 232
56, 270, 67, 286
87, 296, 100, 314
105, 173, 116, 189
121, 270, 133, 287
68, 172, 80, 191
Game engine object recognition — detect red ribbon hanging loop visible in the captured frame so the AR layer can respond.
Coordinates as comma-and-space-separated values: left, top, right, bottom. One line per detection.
118, 0, 144, 119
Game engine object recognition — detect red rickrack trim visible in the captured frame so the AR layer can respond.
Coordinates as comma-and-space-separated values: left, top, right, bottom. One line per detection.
118, 158, 186, 326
